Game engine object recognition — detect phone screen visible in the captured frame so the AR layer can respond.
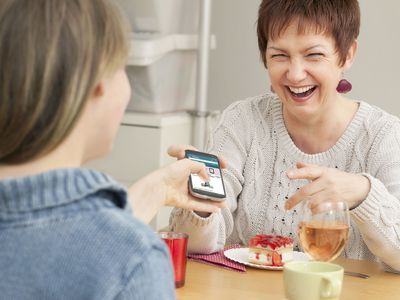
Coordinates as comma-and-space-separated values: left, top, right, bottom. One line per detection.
185, 150, 226, 199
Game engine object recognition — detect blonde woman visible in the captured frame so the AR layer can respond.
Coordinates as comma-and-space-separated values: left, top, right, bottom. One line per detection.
0, 0, 222, 299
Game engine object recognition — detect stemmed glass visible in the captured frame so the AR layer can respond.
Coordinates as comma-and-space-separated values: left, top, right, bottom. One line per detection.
298, 200, 350, 262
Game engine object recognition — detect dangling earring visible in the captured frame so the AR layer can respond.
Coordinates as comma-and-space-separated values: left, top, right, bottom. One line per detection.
336, 75, 352, 94
270, 85, 275, 94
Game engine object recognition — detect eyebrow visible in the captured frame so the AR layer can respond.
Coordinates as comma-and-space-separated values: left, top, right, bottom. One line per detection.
267, 44, 326, 52
266, 46, 284, 51
304, 45, 326, 51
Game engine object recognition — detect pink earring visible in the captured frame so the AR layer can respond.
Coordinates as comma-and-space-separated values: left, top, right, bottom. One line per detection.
336, 78, 352, 93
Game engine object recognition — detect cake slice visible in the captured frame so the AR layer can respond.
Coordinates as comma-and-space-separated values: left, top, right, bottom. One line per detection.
248, 234, 294, 267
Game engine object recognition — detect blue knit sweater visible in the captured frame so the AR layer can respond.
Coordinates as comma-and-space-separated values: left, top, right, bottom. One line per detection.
0, 168, 175, 299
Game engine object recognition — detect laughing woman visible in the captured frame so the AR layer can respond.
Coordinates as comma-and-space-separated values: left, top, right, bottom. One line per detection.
169, 0, 400, 272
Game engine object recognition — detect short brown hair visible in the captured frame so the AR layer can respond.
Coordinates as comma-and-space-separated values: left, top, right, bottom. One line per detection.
257, 0, 360, 68
0, 0, 129, 164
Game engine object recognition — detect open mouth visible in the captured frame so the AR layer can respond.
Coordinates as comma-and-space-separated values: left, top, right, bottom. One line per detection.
287, 85, 317, 98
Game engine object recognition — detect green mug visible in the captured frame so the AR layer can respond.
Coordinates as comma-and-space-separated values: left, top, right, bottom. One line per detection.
283, 261, 344, 300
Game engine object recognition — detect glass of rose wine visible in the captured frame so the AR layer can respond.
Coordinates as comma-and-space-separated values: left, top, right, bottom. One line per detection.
298, 200, 350, 262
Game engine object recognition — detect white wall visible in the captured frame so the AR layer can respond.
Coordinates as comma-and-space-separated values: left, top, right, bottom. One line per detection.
208, 1, 400, 117
349, 1, 399, 114
208, 1, 265, 111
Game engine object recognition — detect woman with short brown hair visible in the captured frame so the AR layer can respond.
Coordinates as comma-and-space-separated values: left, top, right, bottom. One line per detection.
170, 0, 400, 273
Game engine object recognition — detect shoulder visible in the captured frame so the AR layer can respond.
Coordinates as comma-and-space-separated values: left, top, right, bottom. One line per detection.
355, 102, 400, 166
218, 92, 278, 126
360, 101, 400, 142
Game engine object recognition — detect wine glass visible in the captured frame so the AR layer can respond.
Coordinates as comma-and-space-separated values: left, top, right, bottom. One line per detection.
298, 200, 350, 262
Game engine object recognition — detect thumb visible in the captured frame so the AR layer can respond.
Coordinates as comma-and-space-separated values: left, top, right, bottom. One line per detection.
180, 158, 209, 181
167, 144, 198, 160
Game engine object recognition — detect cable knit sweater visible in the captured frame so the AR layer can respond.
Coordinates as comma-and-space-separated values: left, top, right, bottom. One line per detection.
169, 93, 400, 272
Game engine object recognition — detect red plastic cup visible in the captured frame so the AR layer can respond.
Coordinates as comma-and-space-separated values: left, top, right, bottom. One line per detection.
159, 232, 188, 288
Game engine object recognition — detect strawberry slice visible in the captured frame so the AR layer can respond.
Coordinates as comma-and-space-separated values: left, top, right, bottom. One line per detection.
272, 251, 283, 266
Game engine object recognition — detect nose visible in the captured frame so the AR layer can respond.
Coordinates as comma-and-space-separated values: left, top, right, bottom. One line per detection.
286, 59, 307, 83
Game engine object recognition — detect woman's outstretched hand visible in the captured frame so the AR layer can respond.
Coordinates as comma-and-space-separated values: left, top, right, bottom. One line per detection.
285, 162, 371, 210
161, 158, 225, 211
128, 146, 225, 224
167, 144, 227, 218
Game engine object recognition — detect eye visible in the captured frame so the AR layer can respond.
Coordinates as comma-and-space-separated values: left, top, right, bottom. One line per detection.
271, 54, 288, 59
306, 53, 324, 58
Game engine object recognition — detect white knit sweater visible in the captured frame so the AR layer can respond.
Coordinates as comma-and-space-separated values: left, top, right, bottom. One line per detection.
169, 93, 400, 272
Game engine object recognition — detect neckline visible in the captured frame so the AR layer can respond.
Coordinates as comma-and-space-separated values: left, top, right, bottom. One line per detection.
0, 168, 127, 213
271, 98, 370, 163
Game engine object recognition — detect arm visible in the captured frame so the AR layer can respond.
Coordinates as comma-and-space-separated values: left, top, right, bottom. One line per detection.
128, 159, 223, 224
285, 120, 400, 271
350, 121, 400, 271
114, 244, 175, 300
169, 101, 253, 253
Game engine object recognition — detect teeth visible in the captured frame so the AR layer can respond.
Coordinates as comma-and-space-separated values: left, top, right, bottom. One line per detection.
289, 85, 315, 94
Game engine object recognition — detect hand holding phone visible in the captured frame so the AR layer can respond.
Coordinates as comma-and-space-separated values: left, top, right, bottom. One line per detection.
185, 150, 226, 201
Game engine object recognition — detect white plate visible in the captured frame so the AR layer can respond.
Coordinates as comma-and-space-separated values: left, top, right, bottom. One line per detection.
224, 248, 309, 270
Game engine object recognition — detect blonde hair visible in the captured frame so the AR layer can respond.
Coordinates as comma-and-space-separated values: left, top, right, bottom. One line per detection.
0, 0, 129, 164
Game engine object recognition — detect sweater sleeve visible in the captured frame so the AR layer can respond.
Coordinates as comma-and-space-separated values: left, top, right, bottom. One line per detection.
351, 119, 400, 272
168, 100, 256, 254
114, 243, 175, 300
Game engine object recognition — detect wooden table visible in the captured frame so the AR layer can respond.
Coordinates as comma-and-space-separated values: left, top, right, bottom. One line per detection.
176, 258, 400, 299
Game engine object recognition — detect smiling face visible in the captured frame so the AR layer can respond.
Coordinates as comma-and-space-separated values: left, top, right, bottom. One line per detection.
266, 21, 355, 123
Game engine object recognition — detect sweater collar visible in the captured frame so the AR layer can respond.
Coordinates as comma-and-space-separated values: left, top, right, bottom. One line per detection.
0, 168, 127, 213
271, 96, 370, 162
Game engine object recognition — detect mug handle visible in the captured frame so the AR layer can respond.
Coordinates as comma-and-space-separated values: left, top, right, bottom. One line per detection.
320, 275, 341, 298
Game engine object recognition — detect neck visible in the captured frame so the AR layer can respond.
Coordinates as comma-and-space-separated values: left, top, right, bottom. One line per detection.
0, 133, 85, 180
283, 97, 358, 154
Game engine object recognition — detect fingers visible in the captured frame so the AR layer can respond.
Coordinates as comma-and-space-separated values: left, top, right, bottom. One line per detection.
186, 197, 226, 213
167, 144, 198, 159
295, 161, 318, 169
285, 183, 339, 212
167, 144, 228, 169
165, 188, 224, 213
218, 155, 228, 169
285, 178, 324, 210
178, 158, 209, 181
287, 165, 324, 181
296, 161, 307, 169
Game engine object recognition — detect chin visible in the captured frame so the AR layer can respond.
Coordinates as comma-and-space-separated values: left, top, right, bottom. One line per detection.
283, 101, 322, 122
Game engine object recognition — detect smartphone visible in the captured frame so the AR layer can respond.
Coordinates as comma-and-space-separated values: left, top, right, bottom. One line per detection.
185, 150, 226, 201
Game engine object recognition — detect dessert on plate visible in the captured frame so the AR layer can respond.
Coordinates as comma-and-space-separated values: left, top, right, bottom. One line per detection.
248, 234, 294, 267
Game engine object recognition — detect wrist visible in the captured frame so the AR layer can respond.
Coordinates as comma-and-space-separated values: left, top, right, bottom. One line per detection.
127, 170, 166, 223
350, 174, 371, 209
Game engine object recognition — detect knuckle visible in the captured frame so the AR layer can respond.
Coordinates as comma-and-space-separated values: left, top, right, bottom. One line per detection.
298, 187, 309, 197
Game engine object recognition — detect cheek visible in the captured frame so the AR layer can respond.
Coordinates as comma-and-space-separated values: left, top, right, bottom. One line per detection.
267, 64, 285, 81
124, 74, 132, 101
121, 73, 131, 107
116, 75, 131, 114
